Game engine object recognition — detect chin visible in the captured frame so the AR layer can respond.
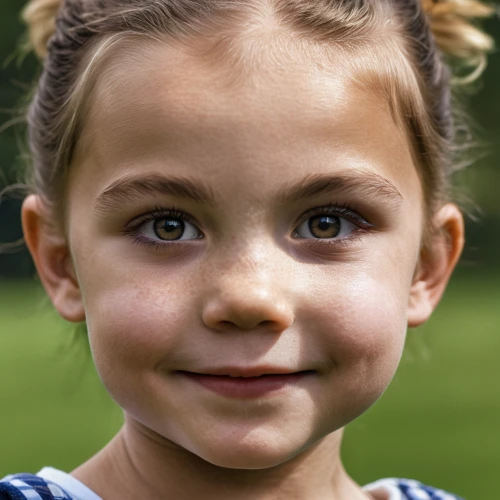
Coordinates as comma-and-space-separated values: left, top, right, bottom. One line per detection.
197, 446, 298, 470
187, 430, 314, 470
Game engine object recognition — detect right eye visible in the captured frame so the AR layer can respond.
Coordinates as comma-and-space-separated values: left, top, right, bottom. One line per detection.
140, 217, 202, 242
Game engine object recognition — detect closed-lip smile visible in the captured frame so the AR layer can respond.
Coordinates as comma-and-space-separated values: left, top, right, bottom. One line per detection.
184, 366, 306, 377
177, 367, 315, 398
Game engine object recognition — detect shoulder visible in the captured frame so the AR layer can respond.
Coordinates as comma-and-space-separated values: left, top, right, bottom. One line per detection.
0, 473, 74, 500
363, 478, 464, 500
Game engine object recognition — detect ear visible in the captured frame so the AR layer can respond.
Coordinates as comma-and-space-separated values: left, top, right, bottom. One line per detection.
407, 203, 464, 328
22, 194, 85, 323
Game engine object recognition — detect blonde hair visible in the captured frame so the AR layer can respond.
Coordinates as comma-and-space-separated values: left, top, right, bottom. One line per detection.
422, 0, 494, 83
20, 0, 494, 230
423, 0, 494, 57
23, 0, 61, 59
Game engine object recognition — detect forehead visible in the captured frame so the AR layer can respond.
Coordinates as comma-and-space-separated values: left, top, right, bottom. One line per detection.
72, 38, 421, 204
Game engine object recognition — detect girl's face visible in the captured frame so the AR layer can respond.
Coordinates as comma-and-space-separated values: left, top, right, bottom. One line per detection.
65, 42, 425, 468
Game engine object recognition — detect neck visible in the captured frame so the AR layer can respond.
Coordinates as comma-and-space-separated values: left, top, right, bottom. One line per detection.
72, 417, 372, 500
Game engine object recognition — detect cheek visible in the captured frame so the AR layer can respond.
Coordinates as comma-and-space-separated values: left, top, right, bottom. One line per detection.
302, 266, 411, 417
79, 258, 196, 403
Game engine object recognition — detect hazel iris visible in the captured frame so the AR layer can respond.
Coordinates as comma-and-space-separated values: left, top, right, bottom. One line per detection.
154, 219, 184, 240
309, 215, 341, 238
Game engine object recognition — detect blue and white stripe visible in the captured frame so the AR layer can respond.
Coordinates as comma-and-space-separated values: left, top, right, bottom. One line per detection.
0, 474, 73, 500
1, 473, 465, 500
364, 478, 464, 500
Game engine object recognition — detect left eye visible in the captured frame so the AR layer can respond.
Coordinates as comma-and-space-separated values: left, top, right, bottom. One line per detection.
141, 218, 202, 241
294, 215, 357, 239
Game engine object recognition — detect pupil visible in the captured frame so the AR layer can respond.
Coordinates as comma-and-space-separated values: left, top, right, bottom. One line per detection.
164, 220, 181, 232
317, 219, 331, 231
154, 219, 184, 240
309, 216, 341, 238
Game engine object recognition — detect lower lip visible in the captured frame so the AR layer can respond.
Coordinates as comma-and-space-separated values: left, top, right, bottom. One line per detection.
178, 372, 312, 399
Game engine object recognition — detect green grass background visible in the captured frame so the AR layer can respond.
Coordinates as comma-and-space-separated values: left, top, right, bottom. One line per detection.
0, 277, 498, 499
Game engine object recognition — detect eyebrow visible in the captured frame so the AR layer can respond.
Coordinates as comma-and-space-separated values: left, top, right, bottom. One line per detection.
276, 170, 403, 207
94, 169, 403, 214
94, 174, 217, 213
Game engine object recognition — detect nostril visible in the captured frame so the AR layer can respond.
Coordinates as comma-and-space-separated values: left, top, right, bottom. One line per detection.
215, 318, 284, 332
201, 293, 294, 332
259, 320, 274, 327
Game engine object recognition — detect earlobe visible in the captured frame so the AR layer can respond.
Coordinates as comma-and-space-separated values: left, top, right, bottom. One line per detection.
22, 194, 86, 323
407, 204, 464, 328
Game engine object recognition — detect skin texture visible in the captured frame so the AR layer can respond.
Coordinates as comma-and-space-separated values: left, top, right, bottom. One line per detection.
22, 39, 464, 500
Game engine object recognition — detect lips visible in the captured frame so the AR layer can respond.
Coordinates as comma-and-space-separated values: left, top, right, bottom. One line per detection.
177, 368, 314, 398
183, 367, 304, 378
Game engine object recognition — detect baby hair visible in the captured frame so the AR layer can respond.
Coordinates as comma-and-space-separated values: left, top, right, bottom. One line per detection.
21, 0, 493, 242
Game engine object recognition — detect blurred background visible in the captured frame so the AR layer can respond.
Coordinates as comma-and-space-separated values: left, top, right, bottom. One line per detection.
0, 2, 499, 499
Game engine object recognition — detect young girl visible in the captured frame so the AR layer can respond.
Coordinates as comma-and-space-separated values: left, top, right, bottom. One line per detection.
0, 0, 494, 499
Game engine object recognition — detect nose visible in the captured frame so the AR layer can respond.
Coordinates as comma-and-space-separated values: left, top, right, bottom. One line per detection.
201, 251, 295, 333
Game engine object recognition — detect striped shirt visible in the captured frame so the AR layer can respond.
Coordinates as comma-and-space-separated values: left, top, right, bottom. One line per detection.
0, 468, 464, 500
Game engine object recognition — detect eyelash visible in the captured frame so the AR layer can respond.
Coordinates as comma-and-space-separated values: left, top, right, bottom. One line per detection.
292, 203, 374, 249
122, 206, 198, 251
122, 203, 374, 252
294, 203, 372, 231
